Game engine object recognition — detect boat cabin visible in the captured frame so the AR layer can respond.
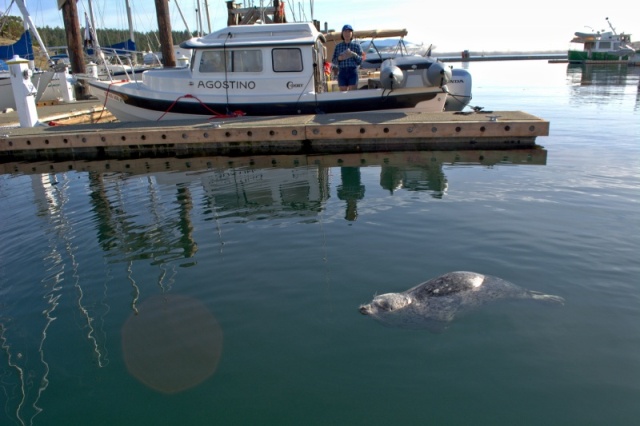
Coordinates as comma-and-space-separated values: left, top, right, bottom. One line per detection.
180, 23, 327, 95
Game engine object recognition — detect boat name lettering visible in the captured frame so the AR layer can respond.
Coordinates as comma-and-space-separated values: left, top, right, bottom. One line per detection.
197, 80, 256, 89
449, 79, 465, 84
286, 81, 304, 89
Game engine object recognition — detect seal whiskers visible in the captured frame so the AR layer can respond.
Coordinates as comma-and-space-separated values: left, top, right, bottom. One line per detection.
528, 291, 565, 304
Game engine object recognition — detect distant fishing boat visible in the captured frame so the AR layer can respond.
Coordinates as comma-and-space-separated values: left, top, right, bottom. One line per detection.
568, 17, 637, 63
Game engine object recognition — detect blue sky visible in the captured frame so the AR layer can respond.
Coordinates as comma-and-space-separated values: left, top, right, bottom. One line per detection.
8, 0, 640, 53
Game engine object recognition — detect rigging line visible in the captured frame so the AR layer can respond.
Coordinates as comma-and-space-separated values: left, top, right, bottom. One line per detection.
127, 261, 139, 315
0, 322, 27, 426
296, 66, 317, 112
97, 256, 111, 368
209, 195, 225, 253
27, 173, 68, 426
145, 175, 170, 294
31, 291, 60, 426
320, 166, 333, 314
52, 176, 107, 369
223, 32, 232, 114
111, 177, 139, 314
44, 174, 108, 375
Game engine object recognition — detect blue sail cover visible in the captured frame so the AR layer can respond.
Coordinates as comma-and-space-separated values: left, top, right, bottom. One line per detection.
0, 30, 35, 61
86, 39, 136, 56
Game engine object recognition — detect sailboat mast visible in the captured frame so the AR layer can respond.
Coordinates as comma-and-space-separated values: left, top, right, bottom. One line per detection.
125, 0, 135, 44
86, 0, 106, 69
124, 0, 136, 65
197, 0, 204, 37
204, 0, 212, 34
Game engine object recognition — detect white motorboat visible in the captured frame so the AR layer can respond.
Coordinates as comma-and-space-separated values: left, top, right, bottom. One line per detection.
87, 22, 450, 122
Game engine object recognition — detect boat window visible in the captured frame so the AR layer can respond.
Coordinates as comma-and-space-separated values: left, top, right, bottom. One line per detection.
231, 50, 263, 72
599, 41, 611, 49
200, 51, 227, 73
272, 48, 303, 72
199, 50, 263, 73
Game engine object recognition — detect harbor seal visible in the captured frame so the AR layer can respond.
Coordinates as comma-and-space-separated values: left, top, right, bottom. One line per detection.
359, 271, 564, 332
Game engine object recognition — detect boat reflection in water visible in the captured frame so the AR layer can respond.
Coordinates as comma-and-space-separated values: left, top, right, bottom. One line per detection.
0, 149, 546, 423
566, 63, 640, 108
566, 63, 640, 86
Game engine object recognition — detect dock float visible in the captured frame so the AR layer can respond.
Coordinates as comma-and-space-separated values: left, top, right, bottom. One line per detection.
0, 110, 549, 161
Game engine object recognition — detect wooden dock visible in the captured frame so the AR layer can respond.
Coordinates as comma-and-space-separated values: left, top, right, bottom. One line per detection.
0, 109, 549, 161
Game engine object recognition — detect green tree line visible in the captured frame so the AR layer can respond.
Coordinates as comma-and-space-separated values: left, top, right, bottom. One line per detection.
2, 14, 194, 52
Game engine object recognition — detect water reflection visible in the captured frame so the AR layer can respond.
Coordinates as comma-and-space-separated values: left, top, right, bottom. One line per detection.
2, 149, 546, 223
87, 174, 198, 265
566, 63, 640, 108
566, 63, 637, 86
0, 149, 545, 422
337, 168, 365, 221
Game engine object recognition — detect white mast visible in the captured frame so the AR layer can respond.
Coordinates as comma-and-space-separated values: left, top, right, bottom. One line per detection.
125, 0, 135, 45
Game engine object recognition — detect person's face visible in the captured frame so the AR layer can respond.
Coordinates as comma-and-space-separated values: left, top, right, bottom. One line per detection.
342, 30, 353, 41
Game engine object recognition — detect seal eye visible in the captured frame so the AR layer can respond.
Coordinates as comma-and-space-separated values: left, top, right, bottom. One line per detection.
378, 301, 392, 311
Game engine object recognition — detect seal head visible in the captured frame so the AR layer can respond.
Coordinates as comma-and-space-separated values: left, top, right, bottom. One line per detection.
359, 293, 412, 315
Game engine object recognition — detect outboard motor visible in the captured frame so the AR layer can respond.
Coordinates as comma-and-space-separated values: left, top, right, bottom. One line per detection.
444, 68, 473, 111
380, 59, 404, 90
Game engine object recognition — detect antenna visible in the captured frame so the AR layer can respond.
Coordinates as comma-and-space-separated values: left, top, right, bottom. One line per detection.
605, 17, 617, 35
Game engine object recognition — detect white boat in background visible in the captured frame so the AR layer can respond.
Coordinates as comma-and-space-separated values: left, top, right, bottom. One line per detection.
568, 18, 637, 63
88, 22, 450, 122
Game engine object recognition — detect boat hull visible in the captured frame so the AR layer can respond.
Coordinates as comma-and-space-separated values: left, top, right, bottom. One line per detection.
88, 80, 447, 122
568, 50, 631, 63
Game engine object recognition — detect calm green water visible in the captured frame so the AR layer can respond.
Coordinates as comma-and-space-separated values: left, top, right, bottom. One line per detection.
1, 60, 639, 425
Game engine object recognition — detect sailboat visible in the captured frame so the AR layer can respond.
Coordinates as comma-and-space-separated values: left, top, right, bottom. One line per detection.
0, 0, 74, 111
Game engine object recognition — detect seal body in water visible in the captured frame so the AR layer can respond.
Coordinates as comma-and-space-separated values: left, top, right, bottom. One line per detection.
359, 271, 564, 332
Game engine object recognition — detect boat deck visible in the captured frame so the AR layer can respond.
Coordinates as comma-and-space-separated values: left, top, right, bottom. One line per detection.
1, 106, 549, 161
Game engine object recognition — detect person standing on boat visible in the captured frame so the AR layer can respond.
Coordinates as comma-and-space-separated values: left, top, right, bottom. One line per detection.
332, 24, 363, 91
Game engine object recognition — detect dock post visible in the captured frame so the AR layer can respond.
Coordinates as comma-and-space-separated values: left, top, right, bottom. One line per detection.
87, 62, 99, 79
6, 55, 39, 128
55, 63, 76, 103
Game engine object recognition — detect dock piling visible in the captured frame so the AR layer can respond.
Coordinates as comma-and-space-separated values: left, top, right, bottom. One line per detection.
7, 55, 39, 128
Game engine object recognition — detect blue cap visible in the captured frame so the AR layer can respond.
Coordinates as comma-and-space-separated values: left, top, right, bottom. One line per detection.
342, 24, 353, 32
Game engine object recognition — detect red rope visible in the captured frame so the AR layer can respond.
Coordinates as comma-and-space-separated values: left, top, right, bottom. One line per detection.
157, 94, 245, 121
49, 80, 126, 126
92, 80, 126, 123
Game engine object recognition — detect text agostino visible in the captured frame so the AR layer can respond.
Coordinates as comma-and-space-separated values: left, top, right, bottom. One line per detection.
197, 80, 256, 89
